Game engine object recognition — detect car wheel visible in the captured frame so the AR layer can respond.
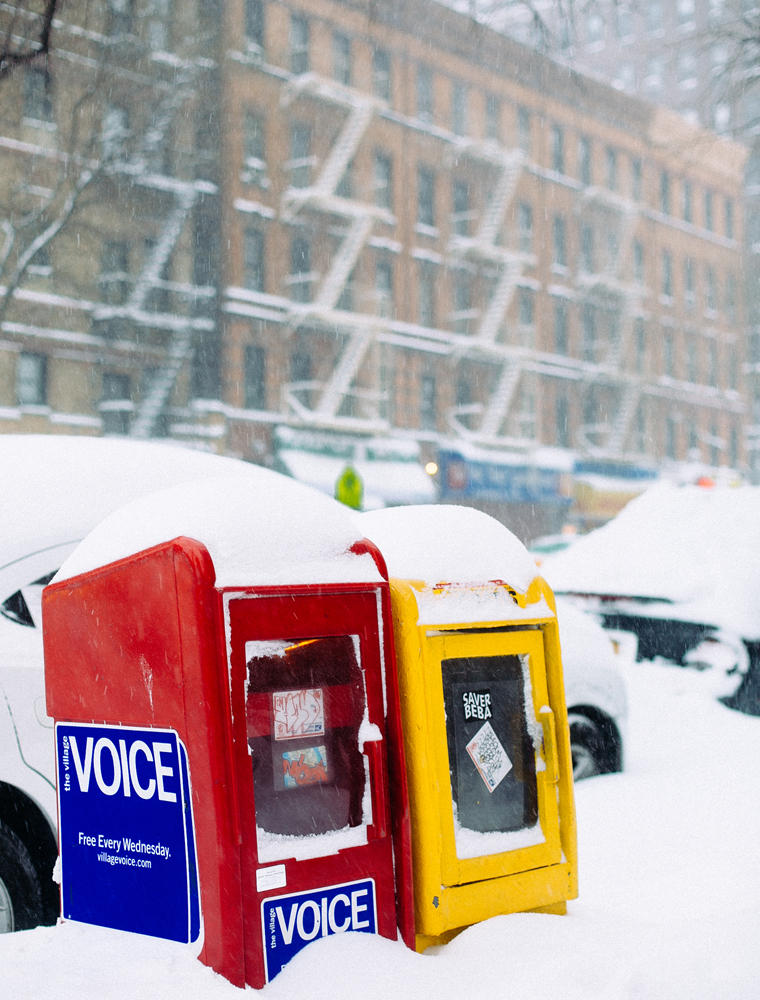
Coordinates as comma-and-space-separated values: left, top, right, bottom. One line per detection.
0, 819, 45, 932
568, 713, 605, 781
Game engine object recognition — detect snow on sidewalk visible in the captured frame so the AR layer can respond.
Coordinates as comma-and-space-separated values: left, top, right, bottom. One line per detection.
3, 659, 760, 999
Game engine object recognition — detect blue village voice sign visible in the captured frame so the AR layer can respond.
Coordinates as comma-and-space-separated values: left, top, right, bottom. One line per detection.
261, 878, 377, 982
56, 722, 200, 944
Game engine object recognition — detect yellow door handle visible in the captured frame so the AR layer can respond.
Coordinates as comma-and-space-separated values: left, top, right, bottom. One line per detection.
539, 707, 560, 783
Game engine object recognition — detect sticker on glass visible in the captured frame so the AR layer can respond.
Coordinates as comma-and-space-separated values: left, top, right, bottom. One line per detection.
462, 690, 492, 722
282, 746, 329, 788
272, 688, 325, 740
465, 721, 513, 793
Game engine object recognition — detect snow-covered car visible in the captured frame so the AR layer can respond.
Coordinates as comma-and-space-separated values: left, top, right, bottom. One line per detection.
541, 483, 760, 709
0, 436, 272, 935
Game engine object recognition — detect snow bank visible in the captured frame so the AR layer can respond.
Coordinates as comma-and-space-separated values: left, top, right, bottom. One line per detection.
56, 475, 382, 588
5, 655, 760, 999
543, 483, 760, 638
357, 505, 539, 592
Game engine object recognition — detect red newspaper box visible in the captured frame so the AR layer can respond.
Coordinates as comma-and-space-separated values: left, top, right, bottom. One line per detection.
43, 474, 413, 988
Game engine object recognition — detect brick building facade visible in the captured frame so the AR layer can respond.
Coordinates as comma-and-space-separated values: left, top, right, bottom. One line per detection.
0, 0, 749, 536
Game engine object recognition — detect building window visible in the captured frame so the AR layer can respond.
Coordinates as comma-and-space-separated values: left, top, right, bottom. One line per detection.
579, 136, 591, 186
485, 94, 499, 140
23, 67, 53, 122
704, 189, 714, 231
101, 373, 131, 435
686, 336, 697, 383
244, 344, 266, 409
634, 240, 644, 283
290, 14, 309, 75
553, 214, 567, 268
725, 198, 734, 239
726, 272, 737, 323
662, 250, 673, 297
418, 263, 435, 327
452, 180, 470, 237
587, 11, 605, 45
374, 152, 392, 211
727, 342, 738, 389
518, 202, 533, 253
517, 106, 531, 156
660, 171, 670, 214
635, 318, 646, 373
289, 236, 311, 303
678, 0, 696, 25
729, 424, 738, 467
244, 228, 265, 292
372, 47, 391, 102
551, 124, 564, 174
289, 122, 312, 188
684, 257, 695, 309
708, 340, 718, 386
554, 300, 568, 355
606, 147, 617, 191
335, 159, 354, 199
290, 349, 312, 407
420, 374, 437, 430
452, 82, 467, 136
666, 415, 677, 460
682, 180, 692, 223
417, 167, 435, 227
706, 265, 717, 310
645, 56, 664, 92
376, 259, 394, 318
101, 104, 129, 160
647, 0, 664, 33
417, 65, 434, 123
582, 305, 596, 361
631, 157, 642, 200
242, 110, 266, 186
635, 404, 647, 453
556, 392, 569, 448
245, 0, 264, 49
677, 50, 697, 87
581, 224, 594, 273
17, 352, 47, 406
333, 32, 351, 86
453, 272, 473, 333
710, 419, 720, 465
663, 330, 675, 377
101, 240, 129, 305
518, 287, 534, 327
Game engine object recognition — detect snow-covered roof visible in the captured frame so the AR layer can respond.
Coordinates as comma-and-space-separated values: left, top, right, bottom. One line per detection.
0, 436, 268, 573
543, 483, 760, 638
56, 474, 383, 588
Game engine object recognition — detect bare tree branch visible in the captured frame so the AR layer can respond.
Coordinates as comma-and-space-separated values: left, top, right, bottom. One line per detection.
0, 0, 60, 82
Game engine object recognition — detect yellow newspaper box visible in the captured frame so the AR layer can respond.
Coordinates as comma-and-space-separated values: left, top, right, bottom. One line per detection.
358, 506, 577, 950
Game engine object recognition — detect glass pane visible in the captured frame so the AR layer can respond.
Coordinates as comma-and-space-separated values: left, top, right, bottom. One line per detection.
442, 654, 538, 837
246, 635, 366, 838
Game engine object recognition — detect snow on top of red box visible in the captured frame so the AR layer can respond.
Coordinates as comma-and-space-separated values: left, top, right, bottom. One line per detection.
55, 473, 383, 588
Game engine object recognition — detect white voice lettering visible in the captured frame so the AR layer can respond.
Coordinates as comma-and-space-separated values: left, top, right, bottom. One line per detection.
69, 736, 94, 793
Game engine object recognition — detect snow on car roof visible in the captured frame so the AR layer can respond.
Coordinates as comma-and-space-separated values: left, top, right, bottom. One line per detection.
542, 482, 760, 639
56, 473, 383, 588
0, 435, 265, 572
357, 505, 539, 592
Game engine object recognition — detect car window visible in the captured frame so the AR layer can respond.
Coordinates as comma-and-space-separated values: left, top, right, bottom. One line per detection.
1, 571, 58, 629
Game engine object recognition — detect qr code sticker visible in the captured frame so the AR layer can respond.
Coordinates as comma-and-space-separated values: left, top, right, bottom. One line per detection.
465, 721, 513, 793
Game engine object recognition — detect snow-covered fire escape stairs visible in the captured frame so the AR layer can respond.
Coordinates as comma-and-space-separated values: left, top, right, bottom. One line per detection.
279, 74, 391, 426
447, 148, 529, 447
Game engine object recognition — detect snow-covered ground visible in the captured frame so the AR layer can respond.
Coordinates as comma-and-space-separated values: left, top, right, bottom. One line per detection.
3, 657, 760, 999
